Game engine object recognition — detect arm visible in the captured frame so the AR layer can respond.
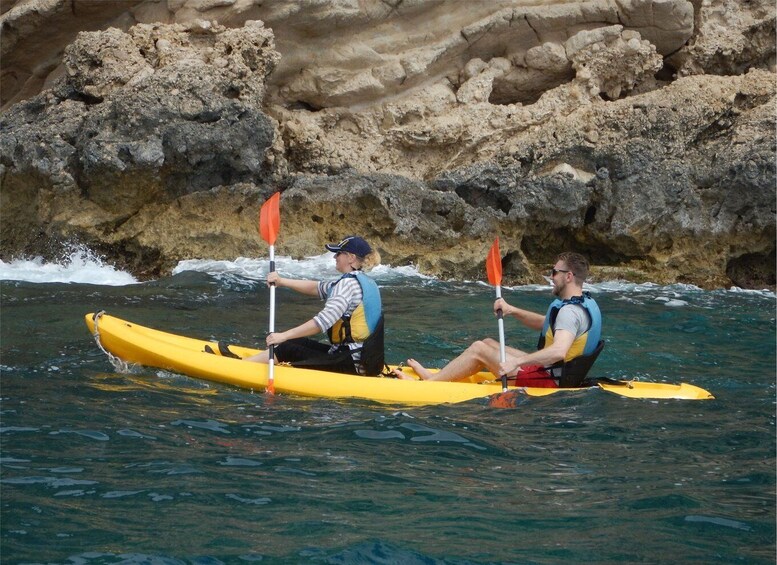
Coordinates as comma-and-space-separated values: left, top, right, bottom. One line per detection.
267, 319, 321, 346
268, 272, 319, 296
494, 298, 544, 331
266, 278, 358, 347
499, 329, 575, 376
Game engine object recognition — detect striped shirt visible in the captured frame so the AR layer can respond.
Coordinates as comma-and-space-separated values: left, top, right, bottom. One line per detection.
313, 276, 364, 337
314, 276, 366, 373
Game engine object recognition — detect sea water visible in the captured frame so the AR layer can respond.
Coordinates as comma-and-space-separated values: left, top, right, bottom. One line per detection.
1, 248, 775, 564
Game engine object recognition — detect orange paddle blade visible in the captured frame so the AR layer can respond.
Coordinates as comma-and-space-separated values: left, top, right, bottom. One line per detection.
486, 237, 502, 286
259, 192, 281, 245
488, 390, 520, 409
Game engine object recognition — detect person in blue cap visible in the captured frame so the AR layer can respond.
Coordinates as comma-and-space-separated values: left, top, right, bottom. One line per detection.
245, 236, 385, 376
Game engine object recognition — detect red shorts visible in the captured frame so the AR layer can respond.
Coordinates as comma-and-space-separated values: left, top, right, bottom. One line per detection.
509, 365, 558, 388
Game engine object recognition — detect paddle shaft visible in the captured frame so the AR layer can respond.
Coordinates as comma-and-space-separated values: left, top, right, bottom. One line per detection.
495, 285, 508, 391
267, 245, 276, 393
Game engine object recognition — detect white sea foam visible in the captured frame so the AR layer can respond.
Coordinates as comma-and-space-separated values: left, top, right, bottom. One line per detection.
0, 247, 138, 286
2, 247, 773, 298
173, 256, 775, 299
172, 253, 433, 283
727, 285, 776, 297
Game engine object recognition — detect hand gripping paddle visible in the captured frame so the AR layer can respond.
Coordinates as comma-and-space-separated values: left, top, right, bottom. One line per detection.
486, 237, 509, 392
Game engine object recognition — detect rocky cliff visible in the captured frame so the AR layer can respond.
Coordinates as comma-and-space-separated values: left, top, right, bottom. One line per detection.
1, 0, 775, 288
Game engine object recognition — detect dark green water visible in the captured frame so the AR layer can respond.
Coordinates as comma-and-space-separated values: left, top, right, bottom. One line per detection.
1, 267, 775, 564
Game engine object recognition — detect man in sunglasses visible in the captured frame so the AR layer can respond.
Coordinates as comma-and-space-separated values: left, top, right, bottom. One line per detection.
395, 252, 602, 387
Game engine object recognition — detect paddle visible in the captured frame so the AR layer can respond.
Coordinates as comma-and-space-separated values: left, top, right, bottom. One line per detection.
485, 237, 509, 392
259, 192, 281, 395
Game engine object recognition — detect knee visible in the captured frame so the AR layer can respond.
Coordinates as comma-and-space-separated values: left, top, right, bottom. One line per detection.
467, 340, 490, 355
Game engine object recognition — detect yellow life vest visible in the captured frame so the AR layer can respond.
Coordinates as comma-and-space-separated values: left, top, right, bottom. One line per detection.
538, 293, 602, 362
327, 272, 382, 345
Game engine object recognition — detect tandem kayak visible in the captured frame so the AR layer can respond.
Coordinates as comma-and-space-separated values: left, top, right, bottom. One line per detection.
84, 312, 714, 405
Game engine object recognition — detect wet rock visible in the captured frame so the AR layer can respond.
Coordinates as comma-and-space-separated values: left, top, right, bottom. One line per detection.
0, 1, 774, 289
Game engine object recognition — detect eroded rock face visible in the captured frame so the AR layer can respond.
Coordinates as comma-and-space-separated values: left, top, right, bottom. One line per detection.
1, 0, 698, 111
1, 19, 278, 275
0, 0, 775, 288
669, 0, 777, 76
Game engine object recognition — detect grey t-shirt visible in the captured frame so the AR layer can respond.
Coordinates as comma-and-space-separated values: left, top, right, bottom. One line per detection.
547, 303, 590, 377
553, 303, 590, 338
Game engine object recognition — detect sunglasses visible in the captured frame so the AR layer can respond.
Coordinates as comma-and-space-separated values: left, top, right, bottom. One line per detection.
550, 268, 573, 277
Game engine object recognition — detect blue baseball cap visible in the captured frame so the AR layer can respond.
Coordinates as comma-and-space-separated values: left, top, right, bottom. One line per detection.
325, 236, 372, 258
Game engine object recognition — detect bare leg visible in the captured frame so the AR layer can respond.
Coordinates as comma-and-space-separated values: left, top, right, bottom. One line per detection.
482, 337, 529, 358
406, 340, 503, 382
392, 358, 464, 380
243, 350, 272, 363
481, 337, 535, 377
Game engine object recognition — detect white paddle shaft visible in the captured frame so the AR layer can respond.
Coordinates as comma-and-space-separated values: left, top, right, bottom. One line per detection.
495, 285, 508, 391
495, 285, 506, 363
268, 245, 276, 388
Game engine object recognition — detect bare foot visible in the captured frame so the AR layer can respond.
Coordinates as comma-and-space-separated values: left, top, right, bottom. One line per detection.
392, 367, 415, 380
392, 358, 433, 380
405, 358, 435, 380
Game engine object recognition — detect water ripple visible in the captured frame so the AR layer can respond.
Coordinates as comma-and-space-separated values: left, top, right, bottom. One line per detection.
50, 429, 110, 441
684, 514, 753, 531
171, 419, 231, 434
225, 493, 271, 505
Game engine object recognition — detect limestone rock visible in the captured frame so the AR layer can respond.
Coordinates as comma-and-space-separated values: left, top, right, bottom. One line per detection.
0, 1, 775, 289
1, 19, 279, 269
2, 0, 698, 111
668, 0, 776, 76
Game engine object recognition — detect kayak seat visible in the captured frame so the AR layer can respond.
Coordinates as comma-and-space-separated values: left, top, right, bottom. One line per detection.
556, 339, 604, 388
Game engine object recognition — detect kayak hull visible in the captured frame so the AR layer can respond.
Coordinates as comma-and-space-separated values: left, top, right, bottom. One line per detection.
84, 312, 714, 405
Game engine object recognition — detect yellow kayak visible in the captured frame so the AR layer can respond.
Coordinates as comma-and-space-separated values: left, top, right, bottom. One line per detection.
84, 312, 714, 405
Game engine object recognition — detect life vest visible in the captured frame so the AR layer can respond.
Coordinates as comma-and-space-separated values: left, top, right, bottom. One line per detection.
537, 292, 602, 362
327, 272, 382, 343
326, 272, 385, 376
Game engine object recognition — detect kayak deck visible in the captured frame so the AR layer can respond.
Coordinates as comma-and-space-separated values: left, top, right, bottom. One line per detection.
84, 312, 714, 405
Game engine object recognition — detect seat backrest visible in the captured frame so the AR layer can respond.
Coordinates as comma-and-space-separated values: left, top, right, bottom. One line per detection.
558, 340, 605, 388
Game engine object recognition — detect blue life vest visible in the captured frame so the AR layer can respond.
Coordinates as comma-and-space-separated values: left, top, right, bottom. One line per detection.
326, 271, 385, 376
327, 272, 382, 343
538, 292, 602, 361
